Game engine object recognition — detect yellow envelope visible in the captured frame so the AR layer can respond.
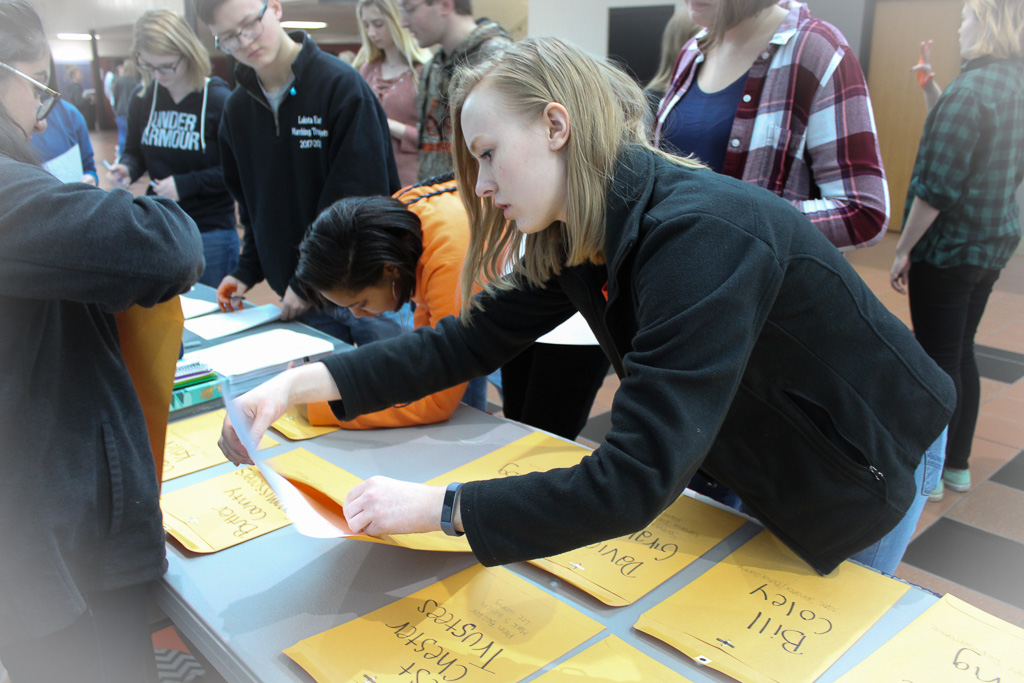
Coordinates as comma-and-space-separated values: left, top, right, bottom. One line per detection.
265, 448, 472, 551
534, 635, 696, 682
164, 409, 278, 481
837, 593, 1024, 682
428, 430, 592, 483
634, 530, 910, 683
270, 406, 340, 441
284, 564, 604, 683
161, 465, 291, 553
265, 432, 592, 552
530, 495, 746, 606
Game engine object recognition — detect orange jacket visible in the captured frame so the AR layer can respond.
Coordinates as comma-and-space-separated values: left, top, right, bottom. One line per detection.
307, 177, 471, 428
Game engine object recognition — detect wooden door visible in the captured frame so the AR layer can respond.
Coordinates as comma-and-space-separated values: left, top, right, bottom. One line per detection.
867, 0, 961, 230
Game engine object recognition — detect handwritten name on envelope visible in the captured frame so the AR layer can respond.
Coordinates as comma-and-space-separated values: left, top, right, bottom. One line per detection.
634, 530, 909, 683
269, 406, 339, 441
838, 593, 1024, 683
534, 635, 696, 682
161, 465, 291, 553
284, 564, 604, 683
530, 494, 746, 606
164, 409, 278, 481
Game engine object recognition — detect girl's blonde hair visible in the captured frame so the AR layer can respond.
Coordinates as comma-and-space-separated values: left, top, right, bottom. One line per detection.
646, 11, 701, 94
449, 37, 702, 315
351, 0, 431, 72
132, 9, 211, 94
963, 0, 1024, 60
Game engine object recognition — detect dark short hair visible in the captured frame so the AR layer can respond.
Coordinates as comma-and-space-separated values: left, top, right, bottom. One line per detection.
195, 0, 230, 25
296, 196, 424, 310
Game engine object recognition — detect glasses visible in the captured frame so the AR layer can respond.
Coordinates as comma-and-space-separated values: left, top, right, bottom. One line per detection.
399, 0, 427, 17
136, 55, 183, 76
0, 61, 60, 121
215, 1, 269, 54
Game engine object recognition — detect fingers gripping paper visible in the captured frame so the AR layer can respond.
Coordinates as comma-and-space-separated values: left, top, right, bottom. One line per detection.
634, 530, 910, 683
163, 409, 278, 481
284, 564, 604, 683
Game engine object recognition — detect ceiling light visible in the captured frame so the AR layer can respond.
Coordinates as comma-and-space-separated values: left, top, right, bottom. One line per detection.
281, 21, 327, 29
57, 32, 97, 41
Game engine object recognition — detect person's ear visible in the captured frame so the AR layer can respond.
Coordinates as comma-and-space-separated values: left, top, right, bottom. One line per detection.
269, 0, 284, 21
542, 102, 570, 152
382, 263, 398, 278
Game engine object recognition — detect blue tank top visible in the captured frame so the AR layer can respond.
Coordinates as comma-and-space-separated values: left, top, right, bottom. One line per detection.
660, 70, 749, 173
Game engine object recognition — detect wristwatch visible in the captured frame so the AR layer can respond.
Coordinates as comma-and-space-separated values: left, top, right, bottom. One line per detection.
440, 482, 465, 537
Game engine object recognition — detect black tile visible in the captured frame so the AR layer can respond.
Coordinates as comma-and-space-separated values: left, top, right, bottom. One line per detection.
579, 410, 614, 445
902, 518, 1024, 609
990, 450, 1024, 493
976, 345, 1024, 384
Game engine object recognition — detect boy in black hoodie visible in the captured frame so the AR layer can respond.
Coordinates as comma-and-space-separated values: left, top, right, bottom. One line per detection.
198, 0, 401, 342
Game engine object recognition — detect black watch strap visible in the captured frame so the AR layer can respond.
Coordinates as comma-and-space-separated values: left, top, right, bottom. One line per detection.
441, 482, 464, 537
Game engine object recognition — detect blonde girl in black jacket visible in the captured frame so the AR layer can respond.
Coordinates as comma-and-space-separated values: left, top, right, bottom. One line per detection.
219, 37, 954, 578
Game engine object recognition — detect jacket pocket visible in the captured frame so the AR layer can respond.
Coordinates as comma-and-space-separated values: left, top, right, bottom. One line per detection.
101, 421, 125, 537
705, 382, 893, 566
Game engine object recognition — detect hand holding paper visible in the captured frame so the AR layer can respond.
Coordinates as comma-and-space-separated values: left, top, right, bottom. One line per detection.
344, 476, 449, 536
218, 363, 340, 465
216, 275, 249, 312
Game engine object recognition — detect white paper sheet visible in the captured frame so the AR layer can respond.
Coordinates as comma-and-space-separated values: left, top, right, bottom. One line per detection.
178, 295, 221, 320
183, 328, 334, 382
221, 382, 349, 538
183, 304, 282, 340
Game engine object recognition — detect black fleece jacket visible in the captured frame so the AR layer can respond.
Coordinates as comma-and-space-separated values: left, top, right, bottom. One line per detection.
219, 32, 400, 297
319, 146, 955, 575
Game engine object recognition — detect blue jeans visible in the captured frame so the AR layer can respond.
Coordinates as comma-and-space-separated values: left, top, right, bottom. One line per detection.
198, 228, 240, 288
849, 428, 947, 574
462, 377, 488, 412
300, 303, 412, 346
115, 114, 127, 155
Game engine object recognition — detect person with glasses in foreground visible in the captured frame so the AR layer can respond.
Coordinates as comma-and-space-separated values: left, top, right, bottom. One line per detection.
197, 0, 404, 346
107, 9, 238, 287
0, 1, 204, 679
220, 38, 954, 578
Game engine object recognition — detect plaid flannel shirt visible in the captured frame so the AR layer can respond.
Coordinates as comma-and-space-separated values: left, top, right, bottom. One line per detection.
655, 0, 888, 250
908, 56, 1024, 270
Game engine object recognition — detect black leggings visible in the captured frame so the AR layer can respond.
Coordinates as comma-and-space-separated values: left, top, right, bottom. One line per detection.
908, 261, 1000, 470
500, 342, 611, 441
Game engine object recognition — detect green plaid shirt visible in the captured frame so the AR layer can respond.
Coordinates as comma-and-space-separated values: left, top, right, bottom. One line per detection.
907, 56, 1024, 270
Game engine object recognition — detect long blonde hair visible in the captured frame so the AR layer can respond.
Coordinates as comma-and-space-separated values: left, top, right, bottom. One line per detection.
450, 37, 702, 315
647, 11, 700, 94
963, 0, 1024, 60
132, 9, 211, 95
351, 0, 431, 72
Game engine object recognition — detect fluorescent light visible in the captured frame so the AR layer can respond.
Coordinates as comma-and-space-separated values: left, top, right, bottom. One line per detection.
57, 32, 97, 41
281, 21, 326, 29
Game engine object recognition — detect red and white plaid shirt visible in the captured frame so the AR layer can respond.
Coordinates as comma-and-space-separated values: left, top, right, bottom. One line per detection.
655, 1, 889, 250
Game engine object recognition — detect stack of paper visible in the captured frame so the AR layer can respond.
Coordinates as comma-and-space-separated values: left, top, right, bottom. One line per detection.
183, 304, 282, 340
183, 328, 334, 382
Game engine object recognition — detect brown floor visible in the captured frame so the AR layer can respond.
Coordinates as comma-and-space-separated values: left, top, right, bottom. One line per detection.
89, 127, 1024, 630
